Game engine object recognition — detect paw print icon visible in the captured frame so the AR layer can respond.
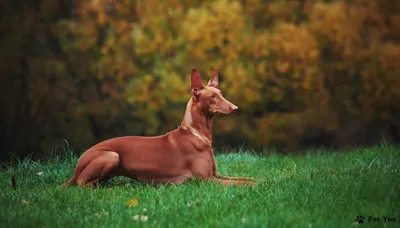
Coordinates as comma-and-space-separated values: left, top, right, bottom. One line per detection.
355, 216, 365, 224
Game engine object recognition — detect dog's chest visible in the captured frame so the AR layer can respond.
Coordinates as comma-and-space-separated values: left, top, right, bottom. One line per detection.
187, 149, 215, 178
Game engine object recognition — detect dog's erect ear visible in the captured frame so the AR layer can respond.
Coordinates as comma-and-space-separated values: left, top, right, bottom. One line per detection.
191, 69, 203, 96
207, 67, 219, 89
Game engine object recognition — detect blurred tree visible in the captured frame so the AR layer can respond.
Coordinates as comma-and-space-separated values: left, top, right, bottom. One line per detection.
0, 0, 78, 160
1, 0, 399, 161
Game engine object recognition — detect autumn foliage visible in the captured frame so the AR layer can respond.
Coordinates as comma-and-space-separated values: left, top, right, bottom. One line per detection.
1, 0, 399, 160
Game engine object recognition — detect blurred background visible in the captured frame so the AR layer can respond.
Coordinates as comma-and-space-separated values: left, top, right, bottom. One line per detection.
0, 0, 399, 161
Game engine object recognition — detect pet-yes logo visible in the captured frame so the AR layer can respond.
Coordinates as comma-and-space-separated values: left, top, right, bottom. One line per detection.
355, 215, 396, 224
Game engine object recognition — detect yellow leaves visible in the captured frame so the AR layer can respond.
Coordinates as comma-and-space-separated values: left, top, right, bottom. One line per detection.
97, 12, 107, 25
127, 197, 139, 207
126, 74, 154, 103
162, 73, 188, 103
309, 2, 361, 52
22, 0, 398, 151
308, 50, 319, 60
256, 62, 266, 76
265, 22, 321, 102
181, 0, 246, 60
222, 63, 262, 105
270, 22, 319, 63
245, 32, 270, 58
126, 198, 149, 222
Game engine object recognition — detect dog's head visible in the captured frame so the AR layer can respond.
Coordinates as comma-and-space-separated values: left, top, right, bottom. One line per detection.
190, 68, 238, 117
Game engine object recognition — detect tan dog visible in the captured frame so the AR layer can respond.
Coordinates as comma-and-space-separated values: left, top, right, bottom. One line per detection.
62, 68, 256, 187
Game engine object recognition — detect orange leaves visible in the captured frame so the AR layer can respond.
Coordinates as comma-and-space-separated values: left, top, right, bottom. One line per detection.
309, 2, 362, 55
97, 11, 107, 26
6, 0, 399, 155
270, 22, 319, 63
276, 61, 290, 74
266, 1, 303, 22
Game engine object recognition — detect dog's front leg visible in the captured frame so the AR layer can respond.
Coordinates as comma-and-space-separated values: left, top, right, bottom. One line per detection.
214, 173, 257, 182
211, 177, 256, 186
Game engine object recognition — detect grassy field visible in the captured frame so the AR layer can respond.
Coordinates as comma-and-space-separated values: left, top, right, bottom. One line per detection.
0, 145, 399, 228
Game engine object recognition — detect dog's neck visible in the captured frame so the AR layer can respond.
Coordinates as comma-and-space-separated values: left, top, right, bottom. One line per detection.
180, 98, 213, 147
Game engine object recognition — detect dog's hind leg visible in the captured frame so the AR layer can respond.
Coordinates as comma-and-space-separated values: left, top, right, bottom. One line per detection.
76, 151, 120, 187
62, 150, 106, 187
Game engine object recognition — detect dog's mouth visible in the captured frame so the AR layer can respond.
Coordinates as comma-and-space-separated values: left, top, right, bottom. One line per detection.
212, 111, 235, 116
210, 108, 237, 116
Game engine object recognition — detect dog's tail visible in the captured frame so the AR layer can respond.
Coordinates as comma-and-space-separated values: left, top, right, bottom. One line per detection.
61, 175, 76, 187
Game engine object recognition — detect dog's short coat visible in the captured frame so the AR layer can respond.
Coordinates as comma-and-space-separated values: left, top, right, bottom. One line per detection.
63, 68, 256, 187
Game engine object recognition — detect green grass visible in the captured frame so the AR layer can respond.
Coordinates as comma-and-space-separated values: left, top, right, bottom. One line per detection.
1, 145, 399, 228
